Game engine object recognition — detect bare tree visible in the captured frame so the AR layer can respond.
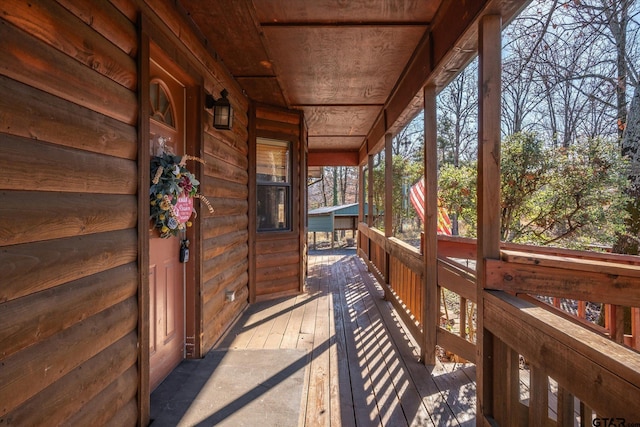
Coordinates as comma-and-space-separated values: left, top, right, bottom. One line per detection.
437, 62, 478, 166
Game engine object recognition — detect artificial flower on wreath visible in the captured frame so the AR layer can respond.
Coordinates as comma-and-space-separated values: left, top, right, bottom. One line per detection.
150, 152, 214, 238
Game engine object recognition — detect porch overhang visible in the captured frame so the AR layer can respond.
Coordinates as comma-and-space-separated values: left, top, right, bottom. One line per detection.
180, 0, 531, 166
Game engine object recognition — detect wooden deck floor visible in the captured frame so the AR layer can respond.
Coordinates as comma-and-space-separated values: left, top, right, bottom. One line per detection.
217, 251, 476, 426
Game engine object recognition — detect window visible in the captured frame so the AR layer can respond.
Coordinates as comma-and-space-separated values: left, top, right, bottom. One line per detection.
257, 138, 291, 231
149, 81, 175, 127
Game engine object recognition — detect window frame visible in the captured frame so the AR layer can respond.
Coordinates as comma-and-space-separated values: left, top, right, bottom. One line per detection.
256, 137, 293, 233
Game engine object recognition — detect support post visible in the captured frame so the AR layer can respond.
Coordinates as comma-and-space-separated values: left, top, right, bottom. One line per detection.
384, 133, 393, 291
477, 14, 502, 424
423, 85, 438, 364
358, 164, 365, 224
358, 163, 365, 253
368, 154, 374, 228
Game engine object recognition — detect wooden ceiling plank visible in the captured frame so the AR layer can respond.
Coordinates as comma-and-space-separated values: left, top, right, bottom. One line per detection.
262, 26, 425, 105
308, 151, 359, 167
253, 0, 439, 25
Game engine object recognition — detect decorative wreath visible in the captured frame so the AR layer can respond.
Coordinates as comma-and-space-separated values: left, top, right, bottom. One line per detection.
150, 152, 213, 238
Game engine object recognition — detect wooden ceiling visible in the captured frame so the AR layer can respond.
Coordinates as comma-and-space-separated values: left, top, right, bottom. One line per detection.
180, 0, 529, 164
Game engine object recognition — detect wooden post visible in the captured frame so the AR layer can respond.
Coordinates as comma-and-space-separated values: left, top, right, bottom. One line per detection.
367, 154, 374, 260
358, 163, 365, 223
477, 14, 502, 424
358, 163, 365, 252
633, 307, 640, 350
368, 154, 374, 228
423, 84, 438, 364
137, 23, 151, 427
384, 133, 393, 291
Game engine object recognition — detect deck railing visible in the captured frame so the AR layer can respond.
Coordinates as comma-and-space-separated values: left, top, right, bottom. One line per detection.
357, 222, 640, 423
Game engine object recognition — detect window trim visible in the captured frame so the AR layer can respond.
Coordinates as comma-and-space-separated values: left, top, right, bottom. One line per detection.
256, 137, 293, 233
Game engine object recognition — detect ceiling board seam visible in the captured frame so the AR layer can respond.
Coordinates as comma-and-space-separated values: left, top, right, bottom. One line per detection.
293, 104, 384, 108
259, 22, 429, 28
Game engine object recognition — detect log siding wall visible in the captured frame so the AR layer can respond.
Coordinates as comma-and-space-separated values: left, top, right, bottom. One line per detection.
250, 105, 305, 302
0, 0, 249, 424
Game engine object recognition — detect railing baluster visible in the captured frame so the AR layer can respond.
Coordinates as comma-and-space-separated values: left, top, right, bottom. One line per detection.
528, 365, 548, 425
608, 304, 625, 343
556, 386, 574, 427
460, 297, 467, 340
578, 300, 586, 320
579, 401, 592, 427
493, 339, 520, 424
633, 307, 640, 350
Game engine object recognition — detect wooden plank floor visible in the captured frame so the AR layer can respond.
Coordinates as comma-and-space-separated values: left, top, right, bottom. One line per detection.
216, 251, 476, 426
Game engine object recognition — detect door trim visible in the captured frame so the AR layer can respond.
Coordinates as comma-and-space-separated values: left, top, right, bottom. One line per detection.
138, 14, 204, 426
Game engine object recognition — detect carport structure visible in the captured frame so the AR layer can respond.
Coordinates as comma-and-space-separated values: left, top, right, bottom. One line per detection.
308, 203, 361, 248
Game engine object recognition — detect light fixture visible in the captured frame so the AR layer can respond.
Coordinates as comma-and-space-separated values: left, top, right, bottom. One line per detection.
205, 89, 233, 130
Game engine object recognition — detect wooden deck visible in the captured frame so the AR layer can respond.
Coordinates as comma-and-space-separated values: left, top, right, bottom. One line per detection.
196, 251, 476, 426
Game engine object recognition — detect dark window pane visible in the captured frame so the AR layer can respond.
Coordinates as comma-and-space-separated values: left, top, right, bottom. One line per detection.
257, 185, 290, 231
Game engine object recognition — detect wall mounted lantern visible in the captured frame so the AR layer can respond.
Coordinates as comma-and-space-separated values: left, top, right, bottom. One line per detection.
205, 89, 233, 130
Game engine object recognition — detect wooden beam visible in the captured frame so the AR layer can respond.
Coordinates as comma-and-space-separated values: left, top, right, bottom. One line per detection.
484, 290, 640, 420
384, 133, 393, 238
137, 20, 151, 427
423, 84, 438, 364
358, 164, 364, 224
485, 259, 640, 307
437, 261, 476, 302
476, 14, 502, 423
367, 154, 374, 228
248, 102, 257, 303
383, 133, 393, 295
308, 150, 359, 166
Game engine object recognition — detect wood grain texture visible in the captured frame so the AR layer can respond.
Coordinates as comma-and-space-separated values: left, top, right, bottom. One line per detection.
256, 237, 300, 254
200, 177, 249, 200
201, 286, 249, 351
0, 263, 136, 360
0, 134, 137, 194
202, 214, 248, 240
202, 198, 248, 217
57, 0, 138, 56
485, 259, 640, 307
303, 106, 380, 137
0, 16, 137, 125
203, 259, 249, 305
485, 290, 640, 419
256, 263, 299, 282
307, 149, 360, 166
109, 0, 138, 22
1, 229, 137, 303
203, 135, 250, 170
0, 75, 137, 160
203, 154, 249, 185
476, 15, 502, 422
1, 332, 137, 426
202, 230, 248, 260
256, 250, 299, 270
501, 249, 640, 277
64, 364, 138, 426
0, 297, 137, 416
253, 0, 438, 24
2, 0, 136, 90
254, 118, 300, 138
0, 191, 136, 246
202, 244, 248, 283
263, 26, 424, 105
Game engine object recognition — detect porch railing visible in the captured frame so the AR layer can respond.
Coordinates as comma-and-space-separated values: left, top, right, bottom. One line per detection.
357, 222, 640, 423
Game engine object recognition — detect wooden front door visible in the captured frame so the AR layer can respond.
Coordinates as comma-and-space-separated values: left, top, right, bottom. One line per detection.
148, 59, 186, 391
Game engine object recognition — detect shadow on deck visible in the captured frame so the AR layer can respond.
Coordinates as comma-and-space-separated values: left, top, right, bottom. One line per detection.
150, 251, 476, 426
